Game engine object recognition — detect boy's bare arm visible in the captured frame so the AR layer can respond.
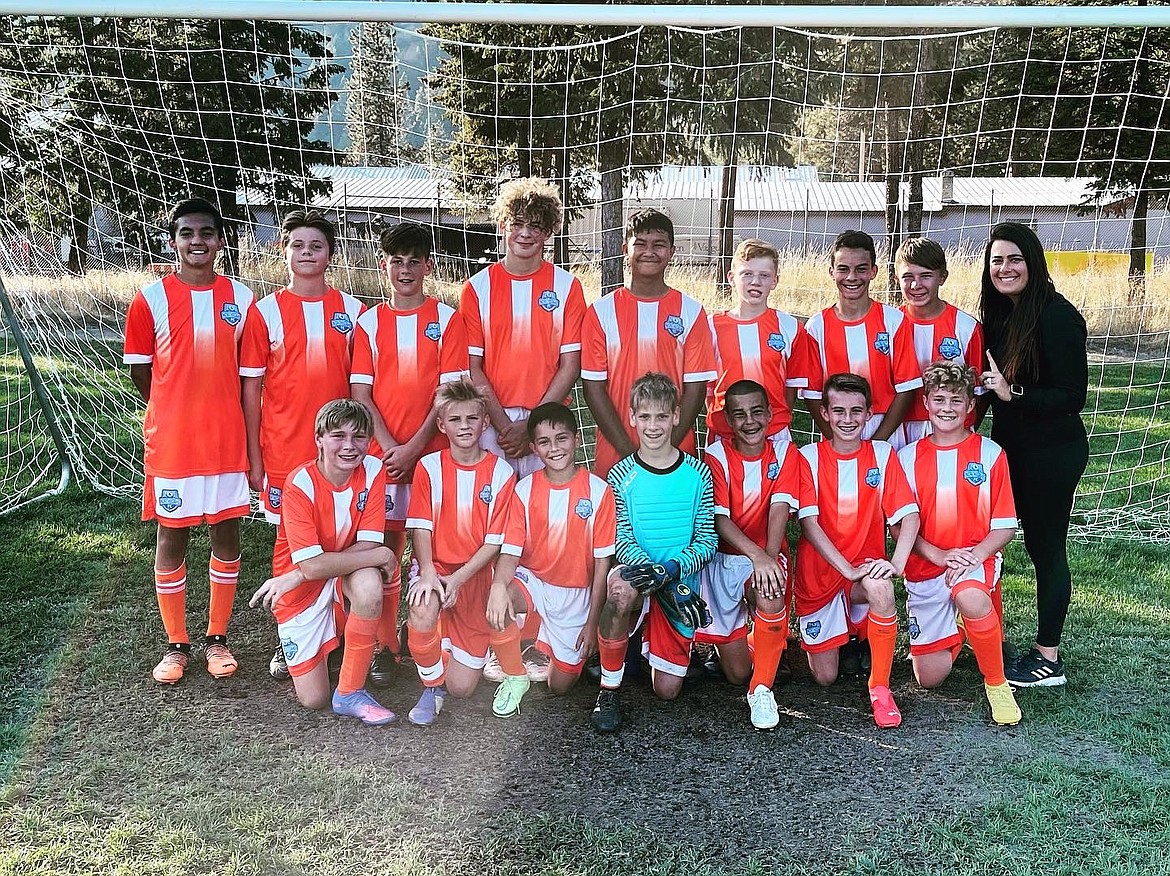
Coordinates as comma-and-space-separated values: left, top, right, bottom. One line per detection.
888, 511, 920, 575
468, 355, 512, 433
538, 350, 582, 406
250, 542, 393, 611
350, 383, 397, 454
386, 401, 441, 482
580, 555, 611, 659
486, 552, 523, 631
129, 363, 152, 402
441, 542, 502, 608
872, 390, 915, 441
673, 380, 708, 446
583, 379, 636, 458
241, 375, 264, 491
805, 397, 831, 438
800, 515, 869, 581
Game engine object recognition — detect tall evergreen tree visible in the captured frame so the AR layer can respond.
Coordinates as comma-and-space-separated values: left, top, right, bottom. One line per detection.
345, 22, 411, 166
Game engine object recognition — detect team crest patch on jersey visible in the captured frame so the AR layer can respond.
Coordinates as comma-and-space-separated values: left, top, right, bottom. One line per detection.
280, 637, 299, 661
908, 615, 921, 640
864, 467, 880, 488
478, 484, 493, 504
767, 332, 786, 352
330, 311, 353, 334
267, 486, 282, 509
805, 619, 822, 640
219, 302, 242, 326
356, 489, 369, 512
767, 461, 780, 480
962, 462, 987, 486
938, 336, 962, 360
158, 489, 182, 512
538, 289, 560, 312
424, 321, 442, 342
574, 498, 594, 520
873, 331, 890, 355
663, 314, 684, 338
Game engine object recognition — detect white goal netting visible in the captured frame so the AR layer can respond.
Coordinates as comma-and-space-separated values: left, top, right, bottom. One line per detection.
0, 8, 1167, 538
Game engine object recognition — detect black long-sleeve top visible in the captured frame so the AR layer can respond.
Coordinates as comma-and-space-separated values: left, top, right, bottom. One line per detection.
986, 292, 1089, 453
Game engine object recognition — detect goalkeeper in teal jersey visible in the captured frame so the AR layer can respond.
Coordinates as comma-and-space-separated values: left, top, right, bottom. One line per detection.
590, 372, 717, 733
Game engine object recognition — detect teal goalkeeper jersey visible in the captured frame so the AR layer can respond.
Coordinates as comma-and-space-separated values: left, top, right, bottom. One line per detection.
606, 451, 717, 589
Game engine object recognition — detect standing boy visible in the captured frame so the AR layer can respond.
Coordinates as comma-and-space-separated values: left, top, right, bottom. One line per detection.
802, 230, 921, 449
404, 379, 516, 726
240, 210, 365, 679
582, 208, 716, 477
897, 362, 1021, 725
248, 399, 397, 726
700, 379, 804, 730
460, 177, 586, 477
124, 198, 253, 684
707, 239, 810, 444
796, 373, 920, 728
485, 403, 617, 717
591, 373, 718, 733
895, 237, 985, 443
350, 222, 469, 680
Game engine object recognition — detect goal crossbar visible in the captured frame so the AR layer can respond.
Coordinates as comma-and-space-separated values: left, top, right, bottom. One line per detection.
2, 1, 1170, 28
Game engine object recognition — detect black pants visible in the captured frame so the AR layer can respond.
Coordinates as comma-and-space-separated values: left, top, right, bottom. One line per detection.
1005, 438, 1089, 649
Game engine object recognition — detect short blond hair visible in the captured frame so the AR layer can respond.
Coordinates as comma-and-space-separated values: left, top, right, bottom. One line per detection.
435, 376, 488, 418
629, 371, 680, 413
492, 177, 563, 234
732, 238, 779, 270
922, 361, 976, 398
315, 398, 373, 437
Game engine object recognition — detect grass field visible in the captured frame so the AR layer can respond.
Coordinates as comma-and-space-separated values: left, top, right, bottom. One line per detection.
1, 490, 1169, 875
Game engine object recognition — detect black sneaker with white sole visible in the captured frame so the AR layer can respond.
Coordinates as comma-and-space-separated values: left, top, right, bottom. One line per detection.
590, 688, 622, 733
1006, 648, 1066, 687
269, 644, 290, 681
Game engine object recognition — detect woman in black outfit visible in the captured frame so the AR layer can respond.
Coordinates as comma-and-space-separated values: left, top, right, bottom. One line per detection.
978, 222, 1088, 687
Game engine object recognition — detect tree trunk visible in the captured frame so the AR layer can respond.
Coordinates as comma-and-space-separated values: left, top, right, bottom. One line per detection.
884, 173, 900, 292
1128, 186, 1148, 304
599, 159, 623, 295
221, 203, 242, 277
554, 146, 570, 267
717, 163, 738, 294
67, 205, 91, 276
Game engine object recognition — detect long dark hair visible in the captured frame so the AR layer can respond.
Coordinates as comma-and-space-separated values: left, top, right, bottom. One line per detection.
979, 222, 1057, 382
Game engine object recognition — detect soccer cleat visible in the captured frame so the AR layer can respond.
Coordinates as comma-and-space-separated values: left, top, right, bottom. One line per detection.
367, 647, 396, 689
776, 645, 794, 685
522, 645, 551, 683
590, 688, 622, 733
481, 649, 507, 683
868, 684, 903, 728
985, 681, 1023, 726
492, 674, 532, 718
204, 641, 239, 679
1006, 648, 1066, 688
332, 688, 397, 726
839, 637, 863, 677
747, 684, 780, 730
1001, 639, 1021, 667
408, 685, 447, 726
152, 647, 190, 684
269, 645, 290, 681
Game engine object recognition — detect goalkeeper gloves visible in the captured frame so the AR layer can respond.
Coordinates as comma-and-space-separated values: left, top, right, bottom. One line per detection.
657, 577, 713, 633
619, 560, 681, 594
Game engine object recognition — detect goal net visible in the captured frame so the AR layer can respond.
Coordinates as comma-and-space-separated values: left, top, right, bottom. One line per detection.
0, 5, 1167, 539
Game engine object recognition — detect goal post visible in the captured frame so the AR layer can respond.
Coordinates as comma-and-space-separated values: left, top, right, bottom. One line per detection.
0, 1, 1167, 539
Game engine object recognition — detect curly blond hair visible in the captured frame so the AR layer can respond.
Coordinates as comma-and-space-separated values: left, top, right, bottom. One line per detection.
491, 177, 563, 233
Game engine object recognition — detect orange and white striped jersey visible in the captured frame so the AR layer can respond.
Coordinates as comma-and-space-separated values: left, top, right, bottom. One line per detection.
795, 440, 918, 614
350, 298, 468, 459
802, 302, 923, 414
123, 273, 253, 478
898, 433, 1016, 582
460, 261, 587, 409
501, 467, 616, 589
704, 437, 804, 556
901, 302, 985, 428
271, 455, 386, 623
581, 287, 717, 475
239, 286, 365, 481
706, 308, 810, 440
406, 449, 516, 568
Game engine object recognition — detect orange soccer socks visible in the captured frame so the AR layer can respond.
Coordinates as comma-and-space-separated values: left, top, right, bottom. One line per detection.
866, 611, 899, 691
408, 622, 446, 687
155, 563, 189, 645
337, 614, 379, 696
748, 608, 788, 692
206, 554, 240, 639
378, 563, 403, 656
598, 634, 628, 689
962, 608, 1007, 687
489, 624, 526, 678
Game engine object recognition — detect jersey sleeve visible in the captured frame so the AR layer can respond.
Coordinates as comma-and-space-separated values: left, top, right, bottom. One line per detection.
282, 482, 325, 566
769, 442, 802, 512
239, 304, 270, 377
581, 305, 608, 382
560, 279, 587, 354
967, 319, 987, 397
800, 316, 826, 399
796, 448, 819, 519
357, 463, 389, 542
405, 459, 434, 531
350, 313, 375, 385
459, 281, 485, 359
879, 446, 919, 525
672, 460, 717, 576
500, 489, 526, 558
440, 310, 470, 383
484, 468, 516, 546
593, 483, 617, 558
123, 292, 155, 364
682, 306, 717, 383
785, 323, 812, 389
704, 448, 732, 518
891, 317, 925, 393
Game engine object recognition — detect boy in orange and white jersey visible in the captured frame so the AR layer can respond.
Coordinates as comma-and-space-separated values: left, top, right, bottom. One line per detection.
484, 403, 617, 717
895, 237, 985, 443
796, 373, 920, 728
240, 211, 365, 680
124, 198, 254, 685
700, 380, 804, 730
404, 379, 516, 726
249, 399, 397, 726
460, 177, 586, 477
581, 208, 717, 477
350, 223, 469, 680
896, 361, 1021, 726
802, 230, 922, 449
707, 238, 810, 445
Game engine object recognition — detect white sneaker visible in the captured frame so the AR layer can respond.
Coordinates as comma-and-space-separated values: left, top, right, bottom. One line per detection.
522, 644, 551, 683
747, 684, 780, 730
482, 649, 506, 683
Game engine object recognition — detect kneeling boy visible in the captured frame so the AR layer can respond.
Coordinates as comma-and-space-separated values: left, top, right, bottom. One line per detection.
485, 403, 617, 716
249, 399, 397, 725
897, 361, 1021, 725
592, 372, 718, 733
796, 373, 920, 728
